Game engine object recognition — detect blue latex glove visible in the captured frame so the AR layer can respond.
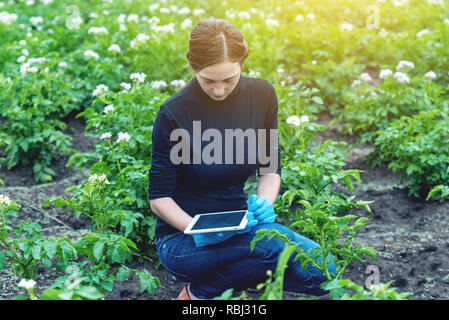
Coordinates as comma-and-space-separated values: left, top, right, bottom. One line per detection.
247, 194, 276, 224
192, 211, 258, 247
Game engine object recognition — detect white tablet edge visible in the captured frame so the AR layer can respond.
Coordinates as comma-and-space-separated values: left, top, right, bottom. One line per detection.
184, 210, 248, 235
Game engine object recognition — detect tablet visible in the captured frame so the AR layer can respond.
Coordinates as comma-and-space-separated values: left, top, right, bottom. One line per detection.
184, 210, 248, 234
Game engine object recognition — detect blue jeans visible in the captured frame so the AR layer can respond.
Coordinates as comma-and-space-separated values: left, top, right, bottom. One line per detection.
155, 223, 337, 299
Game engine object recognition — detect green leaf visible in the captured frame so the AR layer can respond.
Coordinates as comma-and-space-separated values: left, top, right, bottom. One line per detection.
44, 240, 58, 259
0, 252, 5, 269
59, 240, 75, 263
40, 288, 63, 300
32, 244, 42, 260
341, 175, 353, 192
19, 141, 28, 152
312, 96, 324, 105
138, 269, 159, 295
109, 244, 126, 264
93, 240, 105, 262
116, 266, 131, 282
75, 286, 104, 300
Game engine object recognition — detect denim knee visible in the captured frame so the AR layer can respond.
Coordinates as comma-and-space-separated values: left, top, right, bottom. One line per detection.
250, 223, 297, 264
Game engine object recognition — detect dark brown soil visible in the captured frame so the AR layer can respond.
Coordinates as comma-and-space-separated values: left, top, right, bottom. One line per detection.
0, 112, 448, 300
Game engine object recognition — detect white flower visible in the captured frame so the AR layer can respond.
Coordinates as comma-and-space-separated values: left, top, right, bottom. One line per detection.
0, 194, 12, 206
351, 80, 362, 87
20, 62, 30, 75
92, 84, 108, 96
19, 40, 27, 46
28, 57, 46, 64
360, 72, 372, 82
300, 115, 310, 124
416, 29, 430, 37
88, 174, 98, 182
103, 105, 115, 113
18, 279, 36, 290
120, 82, 131, 91
58, 61, 67, 68
107, 44, 121, 53
127, 14, 139, 23
286, 115, 309, 126
0, 11, 18, 25
21, 49, 29, 56
151, 80, 167, 89
286, 115, 301, 126
181, 18, 192, 30
379, 69, 393, 79
170, 79, 186, 87
341, 22, 354, 31
393, 71, 410, 83
295, 14, 304, 22
98, 174, 110, 184
100, 132, 112, 139
84, 50, 99, 60
193, 8, 205, 16
88, 27, 108, 35
147, 16, 160, 28
19, 62, 38, 75
444, 19, 449, 25
265, 19, 279, 28
116, 132, 131, 143
117, 13, 126, 24
130, 72, 146, 83
29, 16, 43, 26
307, 13, 316, 19
154, 23, 175, 33
238, 11, 251, 19
392, 0, 408, 6
396, 60, 414, 70
424, 71, 436, 79
159, 7, 170, 14
130, 33, 149, 48
148, 4, 160, 12
178, 7, 191, 15
17, 55, 26, 63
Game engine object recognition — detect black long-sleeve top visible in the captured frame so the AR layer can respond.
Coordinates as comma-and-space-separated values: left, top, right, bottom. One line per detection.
148, 73, 281, 238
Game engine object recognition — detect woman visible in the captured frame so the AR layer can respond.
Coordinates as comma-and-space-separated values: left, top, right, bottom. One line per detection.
148, 18, 336, 300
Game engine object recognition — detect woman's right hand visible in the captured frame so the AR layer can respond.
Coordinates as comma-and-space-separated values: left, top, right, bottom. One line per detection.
247, 195, 277, 224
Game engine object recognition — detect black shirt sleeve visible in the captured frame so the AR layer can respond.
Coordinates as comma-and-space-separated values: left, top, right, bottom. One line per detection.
258, 81, 282, 177
148, 106, 181, 200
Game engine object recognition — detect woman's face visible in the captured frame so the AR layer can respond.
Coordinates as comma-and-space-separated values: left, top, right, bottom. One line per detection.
195, 61, 241, 101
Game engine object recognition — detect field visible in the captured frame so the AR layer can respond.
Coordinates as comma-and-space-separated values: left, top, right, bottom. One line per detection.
1, 0, 449, 300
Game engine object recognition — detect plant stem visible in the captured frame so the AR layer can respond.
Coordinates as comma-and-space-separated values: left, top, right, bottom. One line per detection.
320, 228, 331, 280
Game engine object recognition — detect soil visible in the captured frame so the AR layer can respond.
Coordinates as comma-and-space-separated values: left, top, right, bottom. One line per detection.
0, 111, 448, 300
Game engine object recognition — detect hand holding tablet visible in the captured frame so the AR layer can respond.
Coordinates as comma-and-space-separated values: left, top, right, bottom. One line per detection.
185, 210, 259, 247
184, 210, 250, 234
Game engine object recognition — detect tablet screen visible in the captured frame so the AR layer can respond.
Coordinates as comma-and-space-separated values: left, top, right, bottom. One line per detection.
191, 210, 247, 230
